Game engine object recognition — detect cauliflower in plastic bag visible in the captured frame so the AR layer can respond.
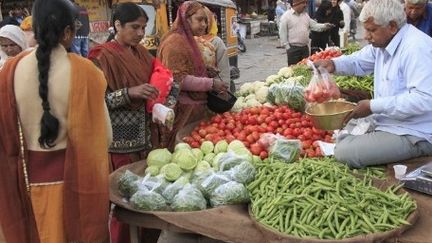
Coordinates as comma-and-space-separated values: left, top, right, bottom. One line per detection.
209, 181, 250, 207
118, 170, 141, 198
224, 161, 256, 184
161, 176, 189, 203
171, 184, 207, 212
130, 189, 168, 211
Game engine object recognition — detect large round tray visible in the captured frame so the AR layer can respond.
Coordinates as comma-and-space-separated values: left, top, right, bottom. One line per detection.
248, 180, 419, 243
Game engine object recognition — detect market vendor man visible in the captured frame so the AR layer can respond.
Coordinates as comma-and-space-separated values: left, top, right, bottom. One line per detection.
315, 0, 432, 168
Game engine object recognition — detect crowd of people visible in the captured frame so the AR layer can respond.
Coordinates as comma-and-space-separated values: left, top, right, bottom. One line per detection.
0, 0, 432, 242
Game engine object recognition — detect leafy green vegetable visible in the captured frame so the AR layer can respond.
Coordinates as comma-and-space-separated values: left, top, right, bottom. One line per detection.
171, 184, 207, 212
214, 140, 228, 154
224, 161, 256, 184
194, 160, 212, 175
147, 148, 172, 169
200, 141, 214, 155
227, 140, 246, 151
209, 181, 250, 207
203, 152, 216, 163
198, 171, 231, 197
269, 138, 301, 163
175, 142, 191, 151
161, 176, 189, 203
160, 163, 183, 181
145, 166, 159, 176
118, 170, 141, 197
172, 149, 198, 171
191, 148, 204, 161
130, 189, 167, 211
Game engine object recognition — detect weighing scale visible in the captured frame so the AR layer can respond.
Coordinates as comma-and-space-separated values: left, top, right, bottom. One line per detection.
402, 162, 432, 195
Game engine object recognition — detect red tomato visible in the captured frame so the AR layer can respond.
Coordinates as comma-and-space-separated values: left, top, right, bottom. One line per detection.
198, 129, 207, 137
246, 134, 255, 144
270, 121, 279, 128
259, 151, 268, 160
302, 140, 313, 149
182, 136, 194, 144
191, 141, 200, 148
250, 143, 263, 156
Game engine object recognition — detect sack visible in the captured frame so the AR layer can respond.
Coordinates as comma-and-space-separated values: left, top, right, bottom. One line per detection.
146, 58, 174, 112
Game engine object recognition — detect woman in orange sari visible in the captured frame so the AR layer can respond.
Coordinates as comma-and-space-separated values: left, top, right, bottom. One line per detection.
0, 0, 112, 242
157, 0, 228, 150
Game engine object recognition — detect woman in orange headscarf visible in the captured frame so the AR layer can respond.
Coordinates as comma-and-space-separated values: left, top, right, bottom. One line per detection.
157, 0, 228, 150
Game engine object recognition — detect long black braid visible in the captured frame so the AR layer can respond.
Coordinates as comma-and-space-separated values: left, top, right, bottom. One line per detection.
32, 0, 77, 148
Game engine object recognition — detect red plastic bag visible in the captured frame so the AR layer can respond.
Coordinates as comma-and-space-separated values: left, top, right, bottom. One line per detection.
304, 62, 340, 103
146, 58, 174, 112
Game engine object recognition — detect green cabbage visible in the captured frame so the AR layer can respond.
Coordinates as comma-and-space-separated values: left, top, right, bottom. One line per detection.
172, 149, 198, 171
194, 160, 212, 175
130, 189, 167, 211
209, 181, 250, 207
227, 140, 246, 151
191, 148, 204, 161
147, 148, 172, 168
211, 152, 226, 170
203, 152, 216, 162
160, 163, 183, 181
230, 148, 253, 162
145, 165, 159, 176
171, 184, 207, 212
214, 140, 228, 154
200, 141, 214, 155
175, 142, 191, 151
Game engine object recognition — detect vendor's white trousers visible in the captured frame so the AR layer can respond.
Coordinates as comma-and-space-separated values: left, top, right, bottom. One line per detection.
335, 131, 432, 168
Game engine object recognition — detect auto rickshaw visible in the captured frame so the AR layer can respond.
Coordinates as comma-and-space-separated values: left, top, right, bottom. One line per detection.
111, 0, 240, 86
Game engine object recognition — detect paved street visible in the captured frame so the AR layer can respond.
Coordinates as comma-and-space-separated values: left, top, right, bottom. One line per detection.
235, 35, 287, 87
235, 22, 367, 87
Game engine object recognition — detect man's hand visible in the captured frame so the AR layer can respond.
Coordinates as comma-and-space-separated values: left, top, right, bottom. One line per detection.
343, 100, 372, 124
128, 84, 160, 100
324, 23, 335, 30
314, 59, 336, 73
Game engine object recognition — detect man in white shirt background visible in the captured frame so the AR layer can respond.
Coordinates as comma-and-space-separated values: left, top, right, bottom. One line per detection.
279, 0, 333, 65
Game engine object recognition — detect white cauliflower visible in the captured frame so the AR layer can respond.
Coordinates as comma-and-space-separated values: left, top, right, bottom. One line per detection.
252, 81, 266, 93
255, 86, 269, 104
245, 98, 262, 108
265, 74, 281, 85
238, 82, 254, 96
277, 67, 294, 78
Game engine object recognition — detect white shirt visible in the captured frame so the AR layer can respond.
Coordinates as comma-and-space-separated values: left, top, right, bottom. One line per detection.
339, 1, 351, 33
279, 8, 328, 49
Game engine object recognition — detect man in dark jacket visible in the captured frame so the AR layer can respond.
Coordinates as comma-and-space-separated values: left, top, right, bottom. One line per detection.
70, 0, 90, 57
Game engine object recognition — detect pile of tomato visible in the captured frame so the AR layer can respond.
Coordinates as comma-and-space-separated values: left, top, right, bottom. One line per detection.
298, 49, 342, 64
182, 105, 334, 159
